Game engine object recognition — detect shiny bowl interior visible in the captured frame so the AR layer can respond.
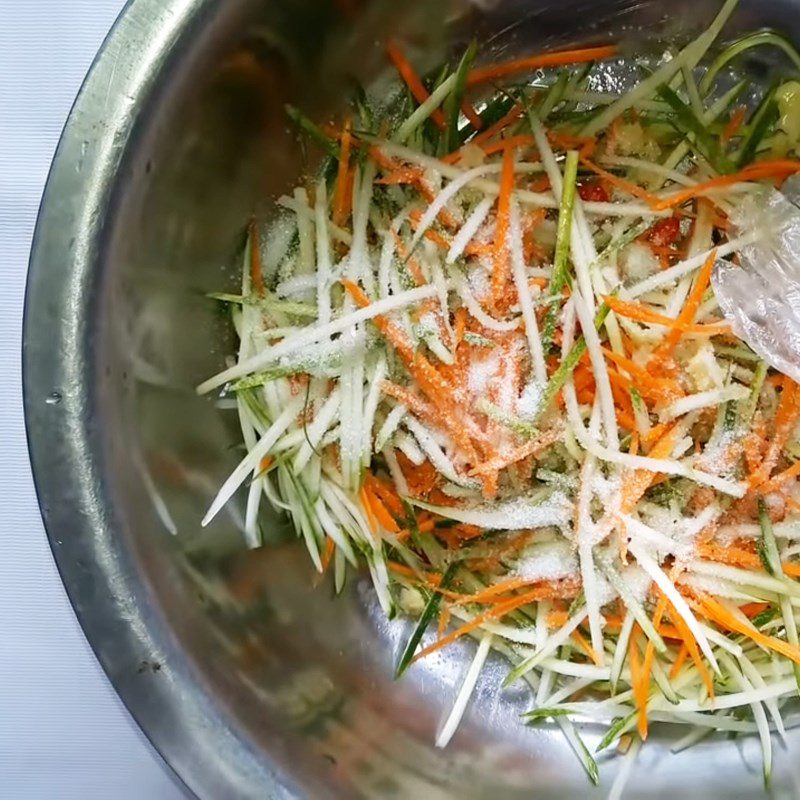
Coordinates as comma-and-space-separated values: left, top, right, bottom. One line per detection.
23, 0, 800, 797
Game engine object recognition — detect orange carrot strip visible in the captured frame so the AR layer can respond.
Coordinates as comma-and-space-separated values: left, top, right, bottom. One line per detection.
438, 604, 452, 636
365, 474, 405, 517
362, 484, 400, 533
321, 536, 336, 574
471, 103, 524, 146
412, 584, 576, 663
386, 40, 446, 129
572, 627, 603, 667
359, 486, 380, 536
661, 249, 717, 353
763, 459, 800, 492
661, 589, 714, 699
693, 592, 800, 665
480, 133, 536, 157
388, 561, 442, 586
249, 220, 264, 296
258, 455, 274, 473
721, 106, 747, 145
452, 576, 545, 607
619, 425, 678, 516
491, 145, 517, 305
640, 594, 670, 740
740, 602, 770, 619
784, 562, 800, 578
669, 643, 689, 680
603, 295, 730, 335
653, 160, 800, 211
470, 428, 563, 476
467, 44, 619, 87
751, 378, 800, 486
580, 157, 660, 205
462, 102, 484, 131
333, 118, 353, 226
697, 542, 761, 571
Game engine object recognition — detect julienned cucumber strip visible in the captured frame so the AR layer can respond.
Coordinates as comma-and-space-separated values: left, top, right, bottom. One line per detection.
542, 149, 580, 353
700, 30, 800, 96
442, 40, 479, 155
395, 562, 460, 678
537, 303, 611, 420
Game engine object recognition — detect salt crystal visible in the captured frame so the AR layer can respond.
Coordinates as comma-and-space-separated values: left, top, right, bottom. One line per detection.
467, 262, 491, 301
620, 563, 650, 604
517, 380, 544, 421
468, 350, 501, 394
620, 242, 660, 283
435, 491, 572, 530
514, 539, 578, 583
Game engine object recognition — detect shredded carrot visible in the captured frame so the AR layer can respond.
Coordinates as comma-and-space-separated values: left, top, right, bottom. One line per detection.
248, 220, 264, 296
692, 592, 800, 666
472, 104, 524, 147
386, 40, 446, 130
580, 157, 660, 205
762, 459, 800, 492
480, 133, 537, 157
572, 627, 603, 666
333, 118, 352, 226
370, 149, 461, 232
603, 295, 730, 336
462, 102, 484, 131
467, 44, 619, 87
360, 486, 380, 536
443, 104, 525, 163
381, 379, 483, 467
639, 593, 670, 739
620, 425, 678, 516
388, 560, 442, 585
453, 576, 543, 606
749, 377, 800, 487
362, 483, 400, 533
653, 160, 800, 211
412, 584, 575, 663
740, 602, 770, 619
321, 536, 336, 574
491, 145, 517, 306
657, 582, 715, 699
438, 604, 452, 637
660, 249, 717, 354
602, 348, 683, 404
669, 643, 689, 680
721, 105, 748, 145
259, 455, 274, 473
470, 428, 563, 476
375, 165, 422, 186
697, 541, 761, 571
365, 473, 405, 517
784, 562, 800, 578
396, 455, 439, 501
549, 131, 597, 159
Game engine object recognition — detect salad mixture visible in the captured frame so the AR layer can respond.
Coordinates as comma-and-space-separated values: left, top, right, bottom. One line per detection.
199, 0, 800, 790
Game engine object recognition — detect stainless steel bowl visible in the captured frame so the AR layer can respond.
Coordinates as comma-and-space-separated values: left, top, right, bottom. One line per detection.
23, 1, 800, 797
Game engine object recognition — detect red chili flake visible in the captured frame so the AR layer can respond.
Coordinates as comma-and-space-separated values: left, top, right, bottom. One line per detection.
648, 217, 681, 247
578, 181, 610, 203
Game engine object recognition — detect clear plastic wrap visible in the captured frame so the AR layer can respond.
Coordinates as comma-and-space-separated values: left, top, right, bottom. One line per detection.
712, 174, 800, 383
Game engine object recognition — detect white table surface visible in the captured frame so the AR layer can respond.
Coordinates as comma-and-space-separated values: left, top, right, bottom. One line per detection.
0, 2, 188, 797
